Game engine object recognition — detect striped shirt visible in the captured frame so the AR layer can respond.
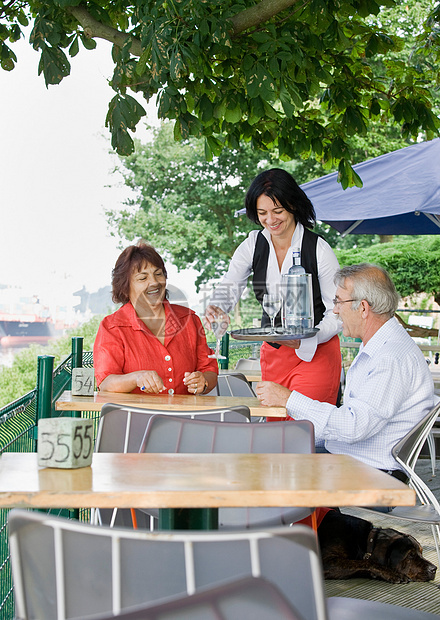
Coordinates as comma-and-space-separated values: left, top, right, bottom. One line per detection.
286, 317, 434, 470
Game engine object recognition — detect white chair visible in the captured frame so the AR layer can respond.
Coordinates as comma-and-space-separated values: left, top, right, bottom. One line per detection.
92, 403, 250, 528
408, 314, 434, 362
9, 510, 440, 620
235, 357, 261, 371
139, 415, 316, 529
206, 372, 256, 397
359, 398, 440, 567
81, 577, 304, 620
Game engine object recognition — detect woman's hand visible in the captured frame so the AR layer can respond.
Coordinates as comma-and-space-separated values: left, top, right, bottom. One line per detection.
136, 370, 165, 393
203, 305, 230, 330
183, 371, 208, 395
275, 339, 301, 349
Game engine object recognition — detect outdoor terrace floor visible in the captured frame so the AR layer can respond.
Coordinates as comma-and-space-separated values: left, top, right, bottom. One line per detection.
324, 458, 440, 615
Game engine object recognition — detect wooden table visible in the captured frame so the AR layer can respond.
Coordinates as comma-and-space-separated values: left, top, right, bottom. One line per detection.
55, 390, 285, 418
219, 369, 262, 382
0, 452, 414, 510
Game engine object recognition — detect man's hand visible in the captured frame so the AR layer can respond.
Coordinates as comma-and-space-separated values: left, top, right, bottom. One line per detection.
255, 381, 291, 407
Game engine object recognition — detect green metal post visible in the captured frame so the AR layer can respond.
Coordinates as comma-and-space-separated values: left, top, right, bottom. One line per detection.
70, 337, 83, 419
34, 355, 55, 443
219, 332, 229, 369
36, 355, 54, 421
71, 336, 83, 370
158, 508, 218, 530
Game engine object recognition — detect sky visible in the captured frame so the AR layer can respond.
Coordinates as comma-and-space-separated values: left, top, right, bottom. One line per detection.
0, 32, 200, 311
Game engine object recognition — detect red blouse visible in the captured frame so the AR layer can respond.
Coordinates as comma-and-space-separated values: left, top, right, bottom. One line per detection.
93, 301, 218, 394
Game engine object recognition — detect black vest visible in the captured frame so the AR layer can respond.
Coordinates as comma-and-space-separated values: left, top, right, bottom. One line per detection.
252, 228, 326, 330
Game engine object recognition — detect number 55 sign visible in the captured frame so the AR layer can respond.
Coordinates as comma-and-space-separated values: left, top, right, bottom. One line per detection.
38, 418, 94, 469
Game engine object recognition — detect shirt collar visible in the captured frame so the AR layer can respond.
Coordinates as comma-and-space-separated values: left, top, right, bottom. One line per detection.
122, 299, 180, 338
358, 317, 398, 358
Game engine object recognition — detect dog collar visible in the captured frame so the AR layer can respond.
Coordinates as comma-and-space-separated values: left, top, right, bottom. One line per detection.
364, 527, 380, 560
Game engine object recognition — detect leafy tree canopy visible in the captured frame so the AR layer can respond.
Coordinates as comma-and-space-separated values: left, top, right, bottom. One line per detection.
108, 121, 275, 289
2, 0, 440, 186
335, 236, 440, 306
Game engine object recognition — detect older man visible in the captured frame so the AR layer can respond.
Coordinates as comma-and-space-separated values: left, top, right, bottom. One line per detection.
256, 263, 434, 477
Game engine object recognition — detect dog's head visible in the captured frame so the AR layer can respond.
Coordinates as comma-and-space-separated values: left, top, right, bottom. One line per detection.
370, 528, 437, 582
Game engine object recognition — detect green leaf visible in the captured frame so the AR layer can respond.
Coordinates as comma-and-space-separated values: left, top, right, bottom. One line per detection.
69, 36, 79, 58
1, 57, 15, 71
38, 47, 70, 86
136, 47, 151, 76
279, 82, 294, 117
224, 105, 242, 124
81, 36, 97, 51
369, 98, 381, 116
198, 94, 214, 123
170, 47, 185, 81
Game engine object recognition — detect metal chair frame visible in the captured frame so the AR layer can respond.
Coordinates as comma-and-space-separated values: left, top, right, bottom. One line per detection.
359, 398, 440, 567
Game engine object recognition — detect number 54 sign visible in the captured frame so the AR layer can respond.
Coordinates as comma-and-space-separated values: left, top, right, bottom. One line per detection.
38, 418, 94, 469
71, 368, 95, 396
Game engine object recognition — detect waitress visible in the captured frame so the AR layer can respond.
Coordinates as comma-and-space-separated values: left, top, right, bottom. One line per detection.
205, 168, 342, 412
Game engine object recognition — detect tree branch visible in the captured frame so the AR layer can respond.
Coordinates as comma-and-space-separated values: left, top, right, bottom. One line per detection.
229, 0, 302, 35
68, 0, 302, 57
68, 5, 143, 56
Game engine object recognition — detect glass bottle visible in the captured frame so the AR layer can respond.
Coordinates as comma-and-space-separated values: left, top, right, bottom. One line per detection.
282, 249, 314, 333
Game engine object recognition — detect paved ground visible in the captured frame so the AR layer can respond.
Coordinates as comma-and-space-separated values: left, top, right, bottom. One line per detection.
324, 458, 440, 614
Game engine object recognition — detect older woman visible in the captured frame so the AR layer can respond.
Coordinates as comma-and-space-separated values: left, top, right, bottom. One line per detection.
94, 243, 218, 395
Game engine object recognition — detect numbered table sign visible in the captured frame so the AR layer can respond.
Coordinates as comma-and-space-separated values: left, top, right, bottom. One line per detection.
71, 367, 95, 396
38, 418, 94, 469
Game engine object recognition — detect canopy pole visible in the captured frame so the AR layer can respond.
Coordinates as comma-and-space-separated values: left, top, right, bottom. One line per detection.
341, 220, 363, 237
423, 213, 440, 230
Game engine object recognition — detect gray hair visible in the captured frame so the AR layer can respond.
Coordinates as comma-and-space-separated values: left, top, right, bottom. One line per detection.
334, 263, 400, 318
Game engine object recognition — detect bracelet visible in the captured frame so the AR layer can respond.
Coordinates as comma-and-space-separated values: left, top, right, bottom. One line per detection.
201, 379, 209, 394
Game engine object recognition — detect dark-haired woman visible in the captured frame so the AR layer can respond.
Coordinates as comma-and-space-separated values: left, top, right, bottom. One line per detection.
94, 243, 218, 395
205, 168, 341, 411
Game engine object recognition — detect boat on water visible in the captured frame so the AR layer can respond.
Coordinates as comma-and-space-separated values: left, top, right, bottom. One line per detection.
0, 313, 58, 347
0, 286, 71, 348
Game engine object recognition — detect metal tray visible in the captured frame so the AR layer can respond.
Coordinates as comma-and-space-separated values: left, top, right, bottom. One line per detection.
230, 327, 319, 342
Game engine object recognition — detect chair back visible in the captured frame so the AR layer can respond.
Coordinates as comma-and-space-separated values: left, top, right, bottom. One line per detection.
392, 399, 440, 471
8, 510, 327, 620
141, 415, 314, 455
207, 373, 256, 397
83, 577, 304, 620
93, 404, 250, 527
96, 403, 251, 453
235, 357, 261, 371
140, 416, 315, 528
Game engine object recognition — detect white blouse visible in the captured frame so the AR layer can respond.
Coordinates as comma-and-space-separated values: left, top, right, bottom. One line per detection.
209, 222, 342, 362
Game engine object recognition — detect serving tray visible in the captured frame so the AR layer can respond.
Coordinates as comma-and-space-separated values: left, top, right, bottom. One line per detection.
230, 327, 319, 342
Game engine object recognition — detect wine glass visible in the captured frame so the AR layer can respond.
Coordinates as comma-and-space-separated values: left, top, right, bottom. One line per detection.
263, 293, 281, 334
208, 315, 229, 359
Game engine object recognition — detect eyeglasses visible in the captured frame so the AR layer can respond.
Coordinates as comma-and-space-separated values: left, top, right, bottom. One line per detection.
332, 298, 357, 306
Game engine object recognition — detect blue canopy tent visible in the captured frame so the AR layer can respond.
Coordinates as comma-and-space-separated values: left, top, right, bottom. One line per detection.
236, 139, 440, 235
300, 139, 440, 235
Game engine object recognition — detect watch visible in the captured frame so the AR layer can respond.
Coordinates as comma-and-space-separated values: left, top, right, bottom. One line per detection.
201, 378, 209, 394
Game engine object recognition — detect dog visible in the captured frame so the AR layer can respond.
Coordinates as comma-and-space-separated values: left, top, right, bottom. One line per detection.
317, 509, 437, 583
